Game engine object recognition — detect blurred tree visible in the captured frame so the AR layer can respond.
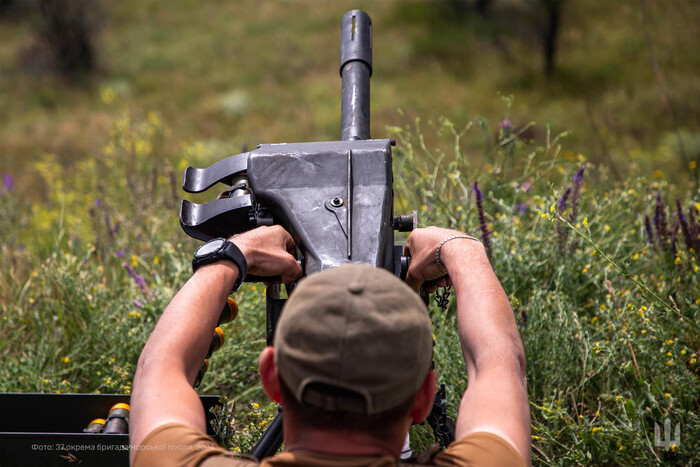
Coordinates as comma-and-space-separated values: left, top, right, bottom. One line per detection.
538, 0, 565, 76
25, 0, 99, 80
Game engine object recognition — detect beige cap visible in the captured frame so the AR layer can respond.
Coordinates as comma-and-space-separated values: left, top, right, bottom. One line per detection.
274, 264, 433, 415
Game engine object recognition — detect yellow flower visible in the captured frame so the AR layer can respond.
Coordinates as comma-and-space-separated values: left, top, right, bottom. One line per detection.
591, 427, 602, 434
674, 257, 681, 265
420, 204, 427, 211
132, 255, 138, 267
664, 393, 671, 398
100, 87, 115, 105
619, 445, 624, 451
689, 161, 697, 169
681, 349, 687, 355
667, 339, 674, 344
600, 304, 606, 310
666, 352, 672, 357
603, 225, 611, 231
252, 402, 259, 409
582, 217, 589, 228
641, 330, 647, 334
653, 170, 663, 178
632, 253, 639, 260
61, 357, 70, 364
582, 267, 588, 274
154, 256, 160, 265
665, 360, 673, 366
690, 358, 697, 365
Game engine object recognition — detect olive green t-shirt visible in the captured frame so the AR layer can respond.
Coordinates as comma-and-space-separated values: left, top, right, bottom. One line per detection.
132, 423, 526, 467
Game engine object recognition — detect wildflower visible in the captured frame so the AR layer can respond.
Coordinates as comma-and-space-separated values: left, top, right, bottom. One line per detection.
61, 357, 70, 364
500, 119, 512, 129
1, 173, 14, 194
514, 203, 527, 216
603, 224, 610, 231
667, 339, 674, 344
115, 250, 124, 258
641, 330, 647, 334
153, 256, 160, 265
132, 255, 138, 267
681, 349, 686, 355
473, 182, 492, 261
420, 204, 427, 211
690, 358, 697, 365
653, 170, 663, 178
676, 198, 697, 251
521, 181, 531, 192
582, 217, 589, 229
690, 161, 698, 169
644, 214, 655, 245
132, 300, 143, 309
556, 187, 571, 214
123, 263, 149, 297
665, 360, 673, 366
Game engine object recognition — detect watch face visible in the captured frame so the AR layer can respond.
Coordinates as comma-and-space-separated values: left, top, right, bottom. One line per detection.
196, 238, 226, 257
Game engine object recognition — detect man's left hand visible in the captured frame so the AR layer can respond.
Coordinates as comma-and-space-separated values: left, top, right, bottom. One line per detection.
231, 225, 303, 283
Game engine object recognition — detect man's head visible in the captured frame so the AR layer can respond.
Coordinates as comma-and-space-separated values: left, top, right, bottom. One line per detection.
258, 264, 436, 439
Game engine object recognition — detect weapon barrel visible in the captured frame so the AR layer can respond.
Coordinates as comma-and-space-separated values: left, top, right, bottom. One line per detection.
340, 10, 372, 141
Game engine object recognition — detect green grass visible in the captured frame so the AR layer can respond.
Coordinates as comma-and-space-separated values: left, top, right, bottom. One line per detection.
1, 107, 698, 464
1, 1, 699, 193
1, 0, 699, 464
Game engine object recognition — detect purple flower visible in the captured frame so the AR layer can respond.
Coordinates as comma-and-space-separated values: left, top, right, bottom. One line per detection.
132, 300, 143, 309
514, 203, 527, 216
557, 187, 571, 214
1, 173, 14, 194
123, 262, 149, 297
520, 182, 531, 192
115, 250, 124, 258
644, 214, 655, 245
473, 182, 493, 262
500, 119, 512, 129
676, 198, 693, 251
94, 199, 102, 207
572, 166, 585, 186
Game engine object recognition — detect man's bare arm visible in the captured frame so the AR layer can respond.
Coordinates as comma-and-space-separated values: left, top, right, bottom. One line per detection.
404, 227, 531, 465
129, 226, 301, 463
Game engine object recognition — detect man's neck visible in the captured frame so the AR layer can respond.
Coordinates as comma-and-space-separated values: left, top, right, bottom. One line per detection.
282, 417, 409, 458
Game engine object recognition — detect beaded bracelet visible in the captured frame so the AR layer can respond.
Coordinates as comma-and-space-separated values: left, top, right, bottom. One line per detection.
435, 235, 480, 272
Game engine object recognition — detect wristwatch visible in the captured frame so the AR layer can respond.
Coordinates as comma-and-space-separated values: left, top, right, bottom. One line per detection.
192, 237, 248, 291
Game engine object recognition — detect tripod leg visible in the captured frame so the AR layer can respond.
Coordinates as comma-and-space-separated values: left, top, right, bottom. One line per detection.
250, 410, 284, 460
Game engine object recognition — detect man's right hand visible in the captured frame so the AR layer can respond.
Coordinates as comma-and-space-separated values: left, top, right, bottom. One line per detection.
230, 225, 303, 284
403, 226, 483, 292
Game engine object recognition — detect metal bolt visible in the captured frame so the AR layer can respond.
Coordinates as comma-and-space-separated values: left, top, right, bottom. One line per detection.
330, 197, 343, 207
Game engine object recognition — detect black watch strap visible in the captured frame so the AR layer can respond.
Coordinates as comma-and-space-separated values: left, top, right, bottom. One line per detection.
192, 238, 248, 291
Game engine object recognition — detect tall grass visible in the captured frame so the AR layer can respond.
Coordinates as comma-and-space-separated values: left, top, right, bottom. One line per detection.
1, 107, 698, 464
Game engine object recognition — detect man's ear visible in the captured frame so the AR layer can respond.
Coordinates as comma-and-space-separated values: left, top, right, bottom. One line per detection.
410, 370, 438, 423
258, 346, 282, 403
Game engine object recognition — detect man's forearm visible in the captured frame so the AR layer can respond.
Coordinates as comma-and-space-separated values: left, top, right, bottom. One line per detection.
130, 262, 238, 457
440, 240, 525, 373
440, 238, 530, 463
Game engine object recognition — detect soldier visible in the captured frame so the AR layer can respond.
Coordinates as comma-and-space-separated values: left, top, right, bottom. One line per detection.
130, 225, 530, 466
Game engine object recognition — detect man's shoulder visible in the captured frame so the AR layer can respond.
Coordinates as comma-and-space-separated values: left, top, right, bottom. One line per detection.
428, 431, 527, 467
